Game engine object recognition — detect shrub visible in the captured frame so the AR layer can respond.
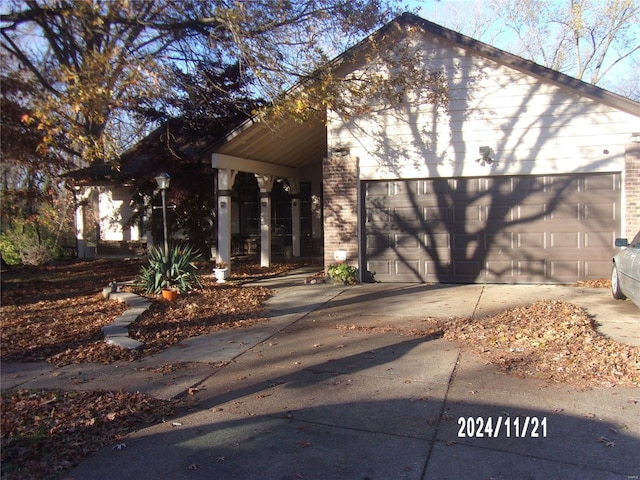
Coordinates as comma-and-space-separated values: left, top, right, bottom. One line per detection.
137, 245, 203, 294
327, 263, 359, 284
0, 225, 62, 266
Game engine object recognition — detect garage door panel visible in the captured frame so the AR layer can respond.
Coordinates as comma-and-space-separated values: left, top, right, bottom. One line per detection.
453, 205, 482, 222
450, 178, 483, 194
368, 260, 391, 276
585, 202, 616, 220
424, 206, 447, 221
364, 173, 619, 283
584, 231, 616, 248
486, 260, 515, 279
516, 260, 547, 280
390, 181, 420, 197
422, 233, 450, 248
517, 232, 546, 249
454, 261, 482, 277
584, 174, 617, 191
548, 203, 579, 220
395, 233, 421, 249
367, 234, 391, 250
545, 175, 580, 192
585, 261, 613, 277
517, 204, 546, 220
491, 231, 515, 250
511, 176, 544, 196
367, 207, 390, 223
421, 260, 451, 282
395, 260, 421, 277
452, 232, 484, 249
485, 205, 515, 223
550, 232, 580, 249
393, 207, 424, 222
366, 182, 389, 197
419, 179, 451, 195
550, 261, 581, 278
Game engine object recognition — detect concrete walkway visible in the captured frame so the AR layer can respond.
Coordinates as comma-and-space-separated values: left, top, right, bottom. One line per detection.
2, 270, 639, 479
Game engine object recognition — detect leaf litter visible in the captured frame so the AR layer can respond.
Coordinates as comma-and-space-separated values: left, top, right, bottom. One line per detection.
442, 299, 640, 388
0, 258, 307, 479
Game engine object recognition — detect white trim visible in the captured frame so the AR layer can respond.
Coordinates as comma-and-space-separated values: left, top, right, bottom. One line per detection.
212, 153, 299, 179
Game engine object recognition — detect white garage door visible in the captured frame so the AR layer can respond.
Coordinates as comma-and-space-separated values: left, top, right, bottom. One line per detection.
364, 173, 620, 283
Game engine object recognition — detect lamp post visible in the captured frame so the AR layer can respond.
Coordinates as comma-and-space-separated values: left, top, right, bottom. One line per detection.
154, 173, 171, 257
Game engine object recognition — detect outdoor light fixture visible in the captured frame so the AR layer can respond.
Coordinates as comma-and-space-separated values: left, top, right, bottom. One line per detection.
477, 146, 494, 166
334, 250, 347, 263
332, 147, 350, 156
154, 172, 171, 257
154, 172, 171, 190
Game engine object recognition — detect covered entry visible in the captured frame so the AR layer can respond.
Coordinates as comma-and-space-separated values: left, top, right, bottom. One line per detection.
364, 173, 620, 283
211, 112, 326, 273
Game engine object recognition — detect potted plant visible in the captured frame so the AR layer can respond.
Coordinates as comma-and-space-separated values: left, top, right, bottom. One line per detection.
161, 287, 179, 301
137, 245, 203, 299
213, 262, 228, 283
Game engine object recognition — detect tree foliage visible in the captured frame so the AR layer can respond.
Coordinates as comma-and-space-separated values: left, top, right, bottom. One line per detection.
1, 0, 179, 163
1, 0, 399, 165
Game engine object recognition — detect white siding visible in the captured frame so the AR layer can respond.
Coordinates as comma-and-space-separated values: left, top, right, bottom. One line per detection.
328, 32, 640, 181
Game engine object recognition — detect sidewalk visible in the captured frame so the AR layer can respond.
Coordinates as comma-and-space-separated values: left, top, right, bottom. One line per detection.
3, 270, 639, 479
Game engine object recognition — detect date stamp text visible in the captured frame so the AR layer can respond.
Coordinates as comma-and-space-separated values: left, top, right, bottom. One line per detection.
457, 416, 547, 438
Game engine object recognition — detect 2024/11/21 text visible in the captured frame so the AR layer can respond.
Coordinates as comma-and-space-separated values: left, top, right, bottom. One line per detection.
457, 416, 547, 438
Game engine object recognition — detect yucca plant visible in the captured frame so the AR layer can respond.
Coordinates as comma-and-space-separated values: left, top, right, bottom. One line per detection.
137, 245, 203, 294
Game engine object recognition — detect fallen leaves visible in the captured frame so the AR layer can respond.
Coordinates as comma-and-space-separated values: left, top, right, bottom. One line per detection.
0, 389, 180, 480
0, 259, 294, 365
0, 293, 133, 365
443, 300, 640, 387
0, 258, 305, 479
575, 278, 611, 289
128, 282, 272, 357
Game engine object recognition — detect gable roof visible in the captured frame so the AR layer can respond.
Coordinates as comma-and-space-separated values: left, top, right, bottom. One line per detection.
209, 13, 638, 172
392, 13, 639, 116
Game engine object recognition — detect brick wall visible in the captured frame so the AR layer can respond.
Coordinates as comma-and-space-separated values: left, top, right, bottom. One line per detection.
625, 143, 640, 236
323, 154, 359, 270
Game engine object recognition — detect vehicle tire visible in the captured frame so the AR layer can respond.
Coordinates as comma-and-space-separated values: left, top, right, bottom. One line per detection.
611, 263, 626, 300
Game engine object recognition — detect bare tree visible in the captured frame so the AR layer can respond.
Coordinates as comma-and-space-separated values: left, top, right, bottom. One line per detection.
425, 0, 640, 99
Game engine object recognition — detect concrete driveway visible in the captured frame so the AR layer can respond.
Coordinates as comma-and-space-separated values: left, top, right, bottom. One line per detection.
3, 269, 638, 479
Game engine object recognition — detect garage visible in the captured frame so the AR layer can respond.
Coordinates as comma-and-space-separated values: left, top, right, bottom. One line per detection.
364, 173, 620, 283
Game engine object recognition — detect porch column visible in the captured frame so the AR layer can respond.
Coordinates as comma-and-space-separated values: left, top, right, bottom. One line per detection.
289, 179, 302, 257
217, 169, 237, 275
74, 187, 90, 259
256, 174, 275, 268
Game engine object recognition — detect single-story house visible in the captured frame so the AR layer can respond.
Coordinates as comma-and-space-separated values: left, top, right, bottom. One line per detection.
68, 13, 640, 283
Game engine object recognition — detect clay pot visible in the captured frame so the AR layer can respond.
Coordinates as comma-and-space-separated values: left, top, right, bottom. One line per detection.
161, 288, 179, 301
